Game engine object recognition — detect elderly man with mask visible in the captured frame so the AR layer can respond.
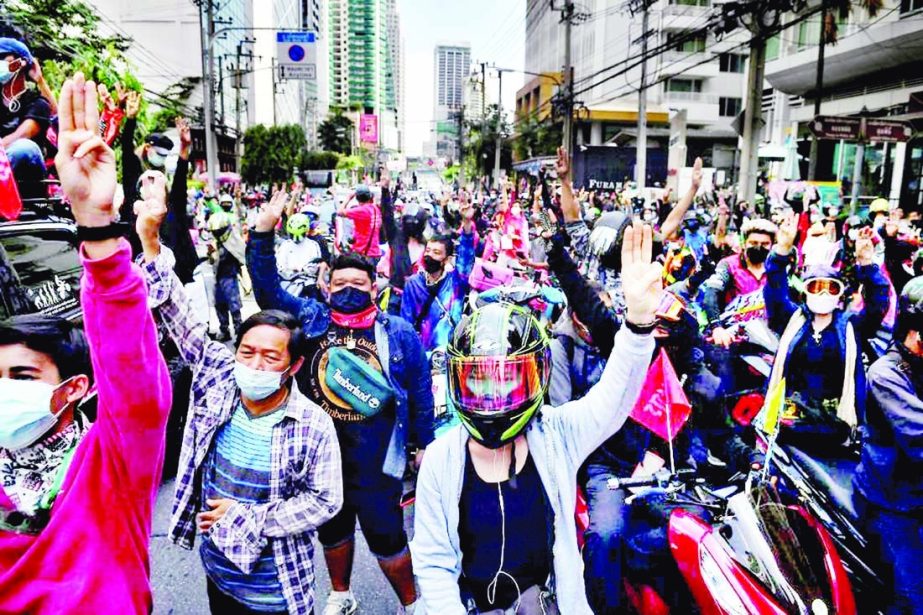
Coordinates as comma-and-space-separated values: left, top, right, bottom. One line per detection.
247, 190, 434, 615
138, 176, 343, 614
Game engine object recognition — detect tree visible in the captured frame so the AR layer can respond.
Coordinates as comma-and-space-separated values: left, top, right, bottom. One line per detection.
464, 105, 514, 183
318, 107, 354, 154
241, 124, 308, 185
513, 115, 563, 161
302, 151, 340, 171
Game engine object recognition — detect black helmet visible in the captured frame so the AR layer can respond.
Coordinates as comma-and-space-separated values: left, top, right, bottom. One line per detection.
447, 303, 551, 449
897, 276, 923, 338
588, 211, 631, 271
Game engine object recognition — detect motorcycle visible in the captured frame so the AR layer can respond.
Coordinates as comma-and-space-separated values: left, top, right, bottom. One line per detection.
473, 281, 567, 328
610, 468, 858, 615
753, 431, 887, 614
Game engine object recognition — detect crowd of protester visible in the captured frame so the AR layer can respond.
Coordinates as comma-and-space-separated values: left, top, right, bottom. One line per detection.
0, 36, 922, 615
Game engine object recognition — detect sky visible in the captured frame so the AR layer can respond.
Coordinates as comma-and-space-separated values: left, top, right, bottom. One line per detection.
397, 0, 526, 156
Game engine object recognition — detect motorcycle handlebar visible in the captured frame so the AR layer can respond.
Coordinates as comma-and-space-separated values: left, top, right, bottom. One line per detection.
607, 468, 696, 490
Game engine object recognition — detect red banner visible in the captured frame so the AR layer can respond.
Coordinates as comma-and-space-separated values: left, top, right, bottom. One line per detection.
629, 349, 691, 442
0, 143, 22, 221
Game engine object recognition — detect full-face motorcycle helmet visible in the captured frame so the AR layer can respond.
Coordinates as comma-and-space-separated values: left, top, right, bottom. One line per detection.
588, 211, 631, 271
286, 213, 311, 241
897, 276, 923, 339
448, 303, 551, 449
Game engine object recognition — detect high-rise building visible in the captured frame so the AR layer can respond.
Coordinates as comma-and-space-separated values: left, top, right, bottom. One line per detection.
272, 0, 329, 149
432, 43, 471, 160
463, 66, 485, 123
517, 0, 750, 182
328, 0, 404, 151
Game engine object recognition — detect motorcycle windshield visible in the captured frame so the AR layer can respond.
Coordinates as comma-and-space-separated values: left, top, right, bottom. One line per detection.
720, 483, 834, 614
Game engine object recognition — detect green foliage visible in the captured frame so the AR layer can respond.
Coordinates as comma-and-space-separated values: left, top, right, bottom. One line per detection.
302, 151, 340, 170
513, 115, 562, 161
463, 105, 514, 181
336, 155, 363, 171
318, 107, 354, 154
443, 164, 460, 182
241, 124, 308, 184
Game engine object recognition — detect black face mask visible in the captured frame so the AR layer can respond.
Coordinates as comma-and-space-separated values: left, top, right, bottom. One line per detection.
746, 246, 769, 265
423, 255, 444, 275
329, 286, 373, 314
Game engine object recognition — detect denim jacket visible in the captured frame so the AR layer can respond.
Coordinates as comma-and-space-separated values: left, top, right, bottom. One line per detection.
247, 230, 435, 478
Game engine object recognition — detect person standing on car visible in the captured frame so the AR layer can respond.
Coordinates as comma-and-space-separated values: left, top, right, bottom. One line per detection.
0, 38, 52, 201
854, 276, 923, 615
0, 71, 172, 614
248, 190, 434, 615
208, 209, 246, 342
337, 184, 383, 263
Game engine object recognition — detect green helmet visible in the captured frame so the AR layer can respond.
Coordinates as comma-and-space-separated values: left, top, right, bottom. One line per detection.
448, 303, 551, 449
207, 211, 234, 240
286, 213, 311, 241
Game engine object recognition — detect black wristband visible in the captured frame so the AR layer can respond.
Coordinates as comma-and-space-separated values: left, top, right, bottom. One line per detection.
625, 319, 657, 335
76, 222, 130, 243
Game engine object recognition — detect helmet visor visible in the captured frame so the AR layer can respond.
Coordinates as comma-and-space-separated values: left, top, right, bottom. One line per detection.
449, 354, 545, 414
805, 278, 843, 296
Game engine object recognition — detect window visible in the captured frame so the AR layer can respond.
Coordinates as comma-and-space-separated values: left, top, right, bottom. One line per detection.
0, 229, 81, 321
901, 0, 923, 13
670, 0, 709, 5
665, 78, 702, 93
719, 96, 742, 117
667, 32, 707, 53
719, 53, 745, 73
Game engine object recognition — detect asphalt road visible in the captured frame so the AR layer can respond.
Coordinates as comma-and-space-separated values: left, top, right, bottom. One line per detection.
151, 292, 406, 614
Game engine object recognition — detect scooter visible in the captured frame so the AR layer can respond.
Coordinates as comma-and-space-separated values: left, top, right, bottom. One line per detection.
611, 468, 858, 614
754, 431, 887, 614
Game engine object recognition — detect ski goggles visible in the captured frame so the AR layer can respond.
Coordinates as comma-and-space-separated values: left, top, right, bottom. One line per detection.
805, 277, 843, 297
448, 353, 547, 414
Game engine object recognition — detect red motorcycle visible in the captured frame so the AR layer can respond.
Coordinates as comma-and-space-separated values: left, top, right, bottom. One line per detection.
608, 469, 857, 615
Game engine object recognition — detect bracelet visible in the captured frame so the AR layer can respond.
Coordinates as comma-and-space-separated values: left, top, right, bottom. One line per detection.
625, 319, 657, 335
76, 222, 130, 243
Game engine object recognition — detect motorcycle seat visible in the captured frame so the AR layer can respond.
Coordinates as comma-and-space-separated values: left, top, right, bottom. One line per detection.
785, 447, 860, 525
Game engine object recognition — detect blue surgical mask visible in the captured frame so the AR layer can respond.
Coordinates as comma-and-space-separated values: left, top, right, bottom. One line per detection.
233, 362, 290, 401
0, 378, 71, 451
0, 61, 16, 86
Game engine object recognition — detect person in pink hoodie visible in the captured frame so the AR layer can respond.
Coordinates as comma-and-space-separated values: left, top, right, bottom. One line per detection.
0, 72, 171, 613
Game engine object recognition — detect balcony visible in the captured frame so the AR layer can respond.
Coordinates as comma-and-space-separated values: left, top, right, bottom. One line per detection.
663, 90, 719, 104
766, 13, 923, 95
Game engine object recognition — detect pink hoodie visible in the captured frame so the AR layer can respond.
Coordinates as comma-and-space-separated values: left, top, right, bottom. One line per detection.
0, 240, 172, 614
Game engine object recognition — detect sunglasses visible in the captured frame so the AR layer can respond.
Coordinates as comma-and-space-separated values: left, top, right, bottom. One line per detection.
805, 278, 843, 296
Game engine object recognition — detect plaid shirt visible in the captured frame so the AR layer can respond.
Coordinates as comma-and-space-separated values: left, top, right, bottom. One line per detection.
142, 247, 343, 615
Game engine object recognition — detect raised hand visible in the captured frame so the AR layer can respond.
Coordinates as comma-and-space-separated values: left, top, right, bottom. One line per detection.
134, 172, 168, 245
690, 157, 703, 192
256, 190, 287, 233
555, 146, 570, 180
775, 213, 798, 255
854, 226, 875, 266
620, 221, 663, 326
176, 116, 192, 159
54, 72, 117, 228
125, 89, 141, 119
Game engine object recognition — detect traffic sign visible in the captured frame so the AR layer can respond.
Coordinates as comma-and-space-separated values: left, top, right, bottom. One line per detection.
809, 115, 861, 141
864, 119, 913, 143
809, 115, 913, 143
276, 31, 317, 81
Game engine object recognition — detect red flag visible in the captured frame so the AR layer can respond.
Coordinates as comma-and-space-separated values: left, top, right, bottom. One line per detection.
0, 143, 22, 221
629, 349, 691, 442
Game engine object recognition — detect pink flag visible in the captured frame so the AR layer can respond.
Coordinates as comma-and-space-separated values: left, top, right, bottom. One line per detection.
0, 143, 22, 221
629, 349, 692, 442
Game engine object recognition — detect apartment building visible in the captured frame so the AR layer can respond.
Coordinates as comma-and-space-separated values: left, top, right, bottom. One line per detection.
433, 43, 471, 160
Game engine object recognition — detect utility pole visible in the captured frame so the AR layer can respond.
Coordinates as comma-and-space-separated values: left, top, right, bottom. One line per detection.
493, 68, 504, 187
217, 55, 225, 126
739, 36, 767, 206
457, 106, 466, 188
271, 58, 279, 125
561, 0, 575, 153
480, 62, 487, 125
635, 1, 650, 187
807, 6, 827, 181
198, 0, 219, 186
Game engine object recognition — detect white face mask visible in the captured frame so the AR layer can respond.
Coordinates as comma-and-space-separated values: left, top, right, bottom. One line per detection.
233, 362, 289, 401
0, 378, 70, 451
806, 292, 840, 315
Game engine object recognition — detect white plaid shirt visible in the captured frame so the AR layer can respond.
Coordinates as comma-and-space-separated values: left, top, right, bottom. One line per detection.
143, 247, 343, 615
